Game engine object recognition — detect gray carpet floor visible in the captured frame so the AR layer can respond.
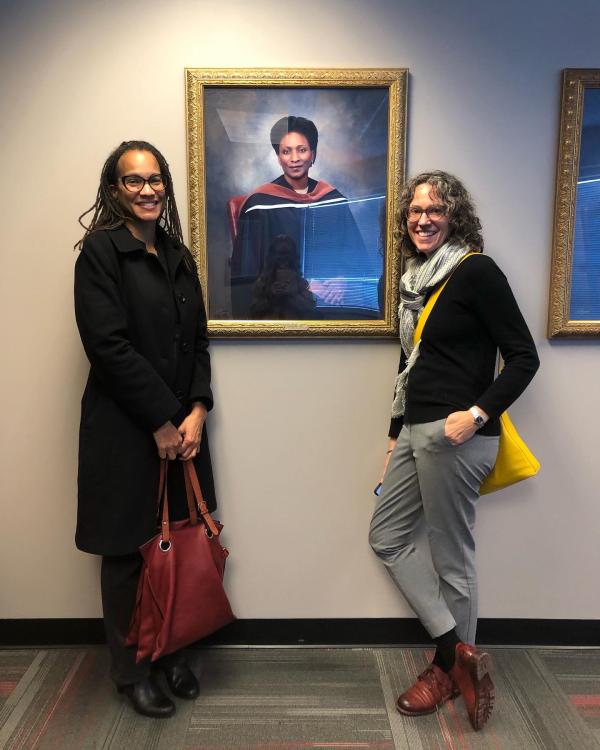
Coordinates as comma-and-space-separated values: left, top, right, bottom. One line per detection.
1, 646, 599, 749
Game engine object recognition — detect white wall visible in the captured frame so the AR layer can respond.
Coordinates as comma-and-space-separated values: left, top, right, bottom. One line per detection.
1, 0, 599, 621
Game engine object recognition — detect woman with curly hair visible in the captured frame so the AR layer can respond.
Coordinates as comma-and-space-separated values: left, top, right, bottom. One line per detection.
369, 171, 538, 730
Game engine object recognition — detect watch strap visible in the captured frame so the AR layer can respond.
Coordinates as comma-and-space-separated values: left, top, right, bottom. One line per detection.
470, 406, 486, 428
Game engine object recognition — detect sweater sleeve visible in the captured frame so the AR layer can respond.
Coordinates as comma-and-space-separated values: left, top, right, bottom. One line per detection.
388, 415, 404, 439
388, 349, 406, 438
468, 256, 539, 418
74, 234, 183, 431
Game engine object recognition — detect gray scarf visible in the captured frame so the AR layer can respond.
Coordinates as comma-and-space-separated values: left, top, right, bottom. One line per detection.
391, 242, 470, 418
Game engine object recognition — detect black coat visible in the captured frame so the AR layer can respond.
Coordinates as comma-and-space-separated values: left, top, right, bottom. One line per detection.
74, 226, 216, 555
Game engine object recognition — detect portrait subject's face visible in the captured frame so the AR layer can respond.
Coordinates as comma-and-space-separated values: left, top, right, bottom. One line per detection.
407, 183, 449, 255
277, 132, 314, 188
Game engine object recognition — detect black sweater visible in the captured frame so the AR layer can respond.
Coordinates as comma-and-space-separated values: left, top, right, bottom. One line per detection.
389, 253, 539, 438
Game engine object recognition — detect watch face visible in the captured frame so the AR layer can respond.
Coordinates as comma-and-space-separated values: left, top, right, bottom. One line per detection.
475, 415, 485, 427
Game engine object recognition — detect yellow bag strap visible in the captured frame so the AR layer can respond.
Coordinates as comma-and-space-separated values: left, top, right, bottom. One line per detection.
413, 253, 477, 346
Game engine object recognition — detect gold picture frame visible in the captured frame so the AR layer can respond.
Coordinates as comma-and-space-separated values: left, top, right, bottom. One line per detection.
185, 68, 408, 338
548, 68, 600, 338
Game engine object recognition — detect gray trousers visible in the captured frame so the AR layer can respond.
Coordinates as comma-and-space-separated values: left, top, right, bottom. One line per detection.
369, 419, 499, 644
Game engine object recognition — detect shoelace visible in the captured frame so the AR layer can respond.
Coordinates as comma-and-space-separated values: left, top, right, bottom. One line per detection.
418, 666, 455, 697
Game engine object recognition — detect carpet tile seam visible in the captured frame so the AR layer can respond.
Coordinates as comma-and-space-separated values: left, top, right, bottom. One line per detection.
26, 650, 87, 750
517, 650, 599, 749
0, 650, 52, 749
375, 649, 426, 750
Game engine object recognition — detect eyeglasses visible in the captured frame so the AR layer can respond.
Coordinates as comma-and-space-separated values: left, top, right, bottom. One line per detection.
407, 205, 447, 222
120, 174, 167, 193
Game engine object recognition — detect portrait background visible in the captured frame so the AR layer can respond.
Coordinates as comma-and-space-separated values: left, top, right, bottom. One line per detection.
203, 87, 390, 320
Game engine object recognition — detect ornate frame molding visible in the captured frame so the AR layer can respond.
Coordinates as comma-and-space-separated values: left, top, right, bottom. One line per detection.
185, 68, 408, 338
548, 68, 600, 338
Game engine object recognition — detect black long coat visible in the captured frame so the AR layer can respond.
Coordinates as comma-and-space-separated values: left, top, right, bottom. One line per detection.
74, 226, 216, 555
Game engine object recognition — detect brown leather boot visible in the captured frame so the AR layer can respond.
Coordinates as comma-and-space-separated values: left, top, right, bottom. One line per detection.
396, 664, 458, 716
449, 643, 495, 730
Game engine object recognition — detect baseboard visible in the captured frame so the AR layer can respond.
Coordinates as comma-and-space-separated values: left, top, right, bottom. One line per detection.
0, 618, 598, 647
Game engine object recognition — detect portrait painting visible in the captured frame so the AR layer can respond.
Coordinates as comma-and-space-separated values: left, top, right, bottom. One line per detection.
549, 69, 600, 337
185, 68, 408, 337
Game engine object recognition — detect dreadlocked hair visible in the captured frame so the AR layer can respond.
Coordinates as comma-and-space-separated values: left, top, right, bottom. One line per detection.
75, 140, 184, 251
396, 170, 484, 260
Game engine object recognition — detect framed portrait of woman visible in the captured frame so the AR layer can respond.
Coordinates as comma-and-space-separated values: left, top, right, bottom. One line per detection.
185, 68, 408, 338
549, 68, 600, 338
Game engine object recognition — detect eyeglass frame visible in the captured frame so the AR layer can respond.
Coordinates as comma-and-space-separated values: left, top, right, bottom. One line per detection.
118, 173, 168, 193
406, 204, 448, 222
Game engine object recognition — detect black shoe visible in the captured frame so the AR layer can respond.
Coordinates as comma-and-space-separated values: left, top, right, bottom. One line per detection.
158, 661, 200, 700
118, 676, 176, 718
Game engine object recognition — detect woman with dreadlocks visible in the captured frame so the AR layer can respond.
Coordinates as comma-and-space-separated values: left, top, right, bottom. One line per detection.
74, 141, 215, 718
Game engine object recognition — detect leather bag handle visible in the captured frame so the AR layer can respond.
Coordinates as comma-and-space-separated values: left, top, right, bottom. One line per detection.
182, 465, 199, 526
183, 461, 219, 536
158, 459, 171, 546
157, 459, 218, 540
157, 459, 199, 545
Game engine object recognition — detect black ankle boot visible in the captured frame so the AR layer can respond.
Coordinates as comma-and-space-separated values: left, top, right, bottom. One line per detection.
118, 676, 175, 718
158, 661, 200, 699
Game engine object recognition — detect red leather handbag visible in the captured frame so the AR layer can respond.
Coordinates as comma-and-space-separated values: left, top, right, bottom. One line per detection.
126, 460, 235, 663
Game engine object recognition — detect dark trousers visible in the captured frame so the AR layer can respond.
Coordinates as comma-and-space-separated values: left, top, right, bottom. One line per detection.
101, 552, 184, 685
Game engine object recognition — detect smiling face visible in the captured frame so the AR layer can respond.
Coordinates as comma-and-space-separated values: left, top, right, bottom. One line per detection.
277, 132, 314, 189
407, 183, 450, 255
112, 149, 165, 227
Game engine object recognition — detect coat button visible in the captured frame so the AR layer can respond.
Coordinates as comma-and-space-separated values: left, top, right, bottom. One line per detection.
178, 294, 187, 304
181, 341, 190, 353
175, 390, 184, 400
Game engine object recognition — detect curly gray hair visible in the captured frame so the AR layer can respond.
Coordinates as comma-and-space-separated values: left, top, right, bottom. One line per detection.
396, 171, 484, 259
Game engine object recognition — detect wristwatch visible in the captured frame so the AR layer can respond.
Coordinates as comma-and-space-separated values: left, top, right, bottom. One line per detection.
469, 406, 487, 429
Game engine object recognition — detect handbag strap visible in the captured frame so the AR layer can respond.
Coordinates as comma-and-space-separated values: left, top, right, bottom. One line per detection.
183, 461, 220, 536
413, 252, 477, 346
157, 459, 202, 544
182, 466, 199, 526
158, 459, 171, 544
